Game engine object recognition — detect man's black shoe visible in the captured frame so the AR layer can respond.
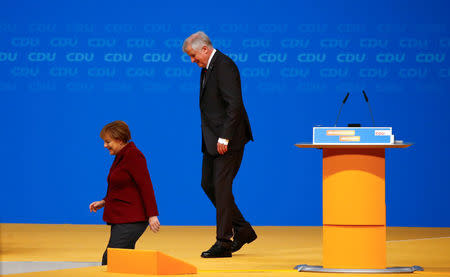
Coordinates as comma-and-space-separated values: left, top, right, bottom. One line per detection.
232, 232, 257, 253
201, 243, 232, 258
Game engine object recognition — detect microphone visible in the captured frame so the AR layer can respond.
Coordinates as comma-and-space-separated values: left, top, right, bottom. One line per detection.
334, 92, 350, 127
362, 90, 375, 126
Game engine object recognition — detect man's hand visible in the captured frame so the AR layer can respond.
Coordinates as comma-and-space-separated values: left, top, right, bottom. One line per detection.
89, 200, 105, 212
149, 216, 160, 233
217, 142, 228, 155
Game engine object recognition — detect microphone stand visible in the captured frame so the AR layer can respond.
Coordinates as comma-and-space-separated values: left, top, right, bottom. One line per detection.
334, 92, 349, 127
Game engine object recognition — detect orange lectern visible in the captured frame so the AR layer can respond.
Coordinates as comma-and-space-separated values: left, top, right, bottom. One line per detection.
294, 143, 423, 273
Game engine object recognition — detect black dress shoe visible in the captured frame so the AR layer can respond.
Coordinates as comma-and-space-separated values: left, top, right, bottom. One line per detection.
201, 243, 232, 258
232, 232, 257, 253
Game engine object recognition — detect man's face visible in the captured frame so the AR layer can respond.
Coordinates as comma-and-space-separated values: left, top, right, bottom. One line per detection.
185, 45, 210, 68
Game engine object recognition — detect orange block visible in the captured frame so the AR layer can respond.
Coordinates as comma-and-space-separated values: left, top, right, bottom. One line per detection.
323, 225, 386, 269
107, 248, 197, 275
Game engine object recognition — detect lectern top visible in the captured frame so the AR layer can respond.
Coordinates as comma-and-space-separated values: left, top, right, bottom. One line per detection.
295, 143, 413, 149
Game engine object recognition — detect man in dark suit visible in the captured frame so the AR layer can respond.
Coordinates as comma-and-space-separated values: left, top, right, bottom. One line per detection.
183, 31, 257, 258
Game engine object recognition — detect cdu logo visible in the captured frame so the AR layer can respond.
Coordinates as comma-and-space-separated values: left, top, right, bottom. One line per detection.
335, 82, 363, 92
127, 39, 155, 48
320, 68, 349, 78
296, 82, 327, 91
297, 24, 328, 33
376, 53, 405, 63
0, 82, 16, 91
88, 38, 116, 48
360, 39, 388, 48
11, 37, 39, 47
227, 53, 248, 63
374, 83, 403, 93
280, 39, 310, 48
337, 24, 366, 32
439, 68, 450, 78
359, 68, 389, 78
0, 24, 17, 32
181, 24, 210, 32
143, 82, 171, 92
220, 24, 249, 33
88, 67, 116, 77
28, 52, 56, 62
105, 24, 135, 33
178, 82, 197, 92
258, 53, 287, 63
104, 82, 132, 92
337, 53, 366, 63
399, 39, 430, 48
399, 68, 428, 78
143, 53, 171, 62
164, 39, 183, 49
11, 67, 39, 77
212, 39, 232, 48
320, 39, 350, 48
258, 24, 288, 33
257, 82, 286, 93
416, 53, 445, 63
297, 53, 326, 63
28, 81, 56, 91
0, 52, 18, 62
66, 82, 94, 92
49, 67, 78, 77
126, 67, 155, 77
242, 39, 271, 48
66, 53, 94, 62
144, 24, 172, 33
440, 38, 450, 48
280, 68, 310, 78
29, 24, 56, 33
50, 38, 78, 47
105, 53, 133, 62
66, 24, 94, 33
165, 67, 193, 77
241, 68, 270, 78
377, 24, 407, 33
415, 24, 446, 32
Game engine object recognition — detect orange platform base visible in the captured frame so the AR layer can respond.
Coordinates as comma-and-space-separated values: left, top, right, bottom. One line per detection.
107, 248, 197, 275
323, 225, 386, 269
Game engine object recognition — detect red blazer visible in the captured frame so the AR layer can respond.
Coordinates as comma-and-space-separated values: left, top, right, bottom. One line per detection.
103, 142, 158, 224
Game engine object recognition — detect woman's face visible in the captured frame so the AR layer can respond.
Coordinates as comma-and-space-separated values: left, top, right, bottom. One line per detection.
103, 134, 125, 155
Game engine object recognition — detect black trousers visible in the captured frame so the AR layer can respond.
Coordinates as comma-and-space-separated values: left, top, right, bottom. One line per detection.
201, 148, 254, 246
101, 221, 148, 265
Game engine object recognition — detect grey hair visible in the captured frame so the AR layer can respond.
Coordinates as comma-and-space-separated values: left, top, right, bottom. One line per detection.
182, 31, 213, 52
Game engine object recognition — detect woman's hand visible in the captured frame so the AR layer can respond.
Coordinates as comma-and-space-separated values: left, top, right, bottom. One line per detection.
149, 216, 160, 233
89, 200, 105, 212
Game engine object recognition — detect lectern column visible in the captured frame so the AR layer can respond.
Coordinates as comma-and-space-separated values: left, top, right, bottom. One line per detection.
322, 148, 386, 268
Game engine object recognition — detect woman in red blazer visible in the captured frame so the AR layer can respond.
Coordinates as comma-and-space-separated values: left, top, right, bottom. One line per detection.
89, 120, 160, 265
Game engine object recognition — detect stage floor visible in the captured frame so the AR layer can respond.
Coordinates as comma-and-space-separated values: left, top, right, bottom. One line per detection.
1, 224, 450, 276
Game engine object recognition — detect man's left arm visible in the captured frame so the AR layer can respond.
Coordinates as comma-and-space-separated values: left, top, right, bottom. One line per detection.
216, 60, 244, 154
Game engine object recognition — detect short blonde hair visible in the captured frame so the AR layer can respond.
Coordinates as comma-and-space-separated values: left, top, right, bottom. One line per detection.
100, 120, 131, 143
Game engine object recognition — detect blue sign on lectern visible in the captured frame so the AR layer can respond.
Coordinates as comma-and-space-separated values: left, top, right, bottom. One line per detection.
313, 127, 394, 144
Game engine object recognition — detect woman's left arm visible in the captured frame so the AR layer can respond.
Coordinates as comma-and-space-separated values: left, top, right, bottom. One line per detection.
126, 151, 159, 220
149, 216, 160, 233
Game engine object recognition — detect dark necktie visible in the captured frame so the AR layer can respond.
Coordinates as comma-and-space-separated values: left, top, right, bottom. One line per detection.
201, 68, 207, 88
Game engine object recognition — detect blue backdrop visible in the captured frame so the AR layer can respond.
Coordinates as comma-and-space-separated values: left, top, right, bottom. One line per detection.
1, 0, 449, 227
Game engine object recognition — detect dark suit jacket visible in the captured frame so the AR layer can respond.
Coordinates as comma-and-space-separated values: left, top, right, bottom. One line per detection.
103, 142, 158, 224
200, 50, 253, 155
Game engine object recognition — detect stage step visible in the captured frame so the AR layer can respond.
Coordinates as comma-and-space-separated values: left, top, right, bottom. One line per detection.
107, 248, 197, 275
